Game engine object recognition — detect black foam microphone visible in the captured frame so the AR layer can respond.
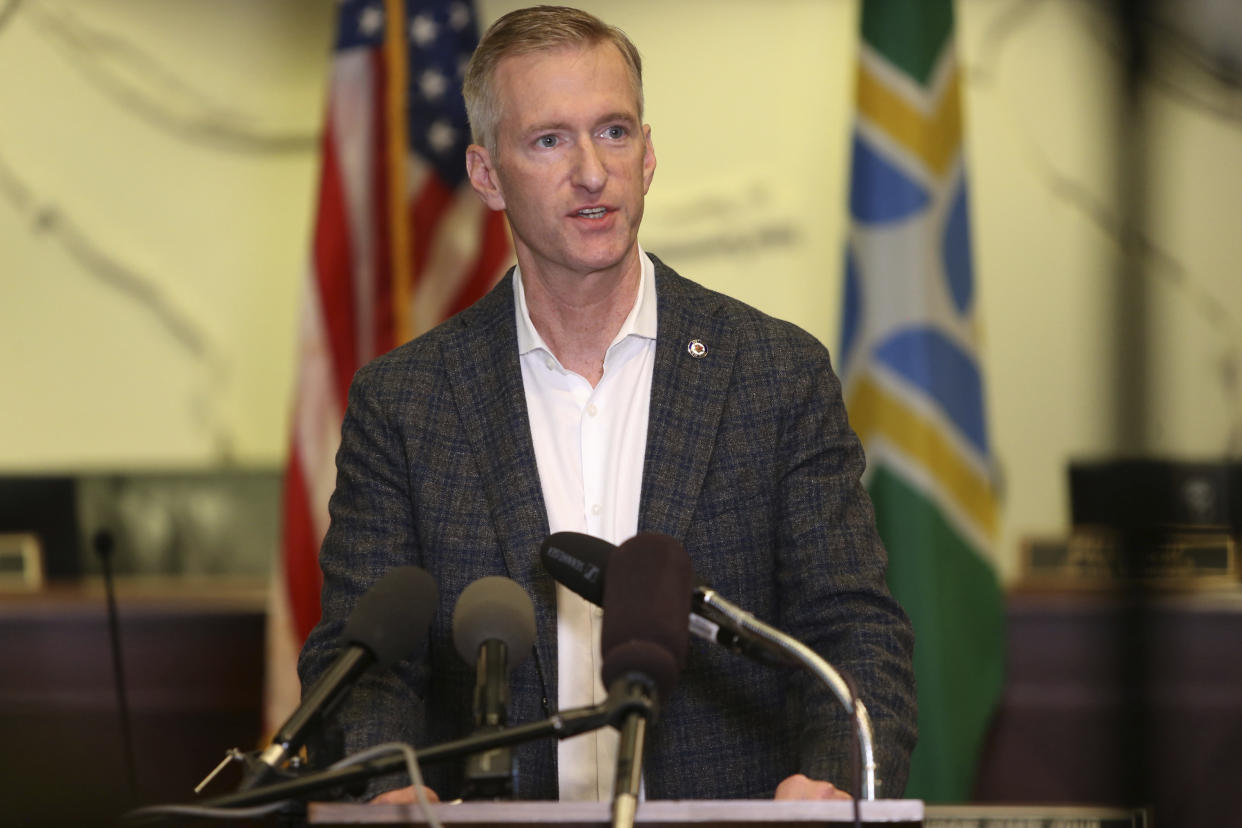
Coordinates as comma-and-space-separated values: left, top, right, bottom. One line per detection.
245, 566, 438, 790
600, 533, 691, 828
541, 531, 611, 604
452, 576, 537, 800
542, 532, 797, 667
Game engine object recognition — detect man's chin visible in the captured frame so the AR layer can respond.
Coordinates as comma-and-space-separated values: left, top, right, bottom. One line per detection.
514, 235, 639, 280
570, 240, 640, 276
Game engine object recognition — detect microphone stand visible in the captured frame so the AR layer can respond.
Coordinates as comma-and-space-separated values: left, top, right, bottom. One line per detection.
237, 646, 374, 792
190, 691, 652, 811
609, 677, 656, 828
462, 638, 515, 799
95, 530, 140, 805
694, 589, 879, 800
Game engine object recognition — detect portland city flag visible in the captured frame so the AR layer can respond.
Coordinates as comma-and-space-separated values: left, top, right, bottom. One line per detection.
837, 0, 1005, 802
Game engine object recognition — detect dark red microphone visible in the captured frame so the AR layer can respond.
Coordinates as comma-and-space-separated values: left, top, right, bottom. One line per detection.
600, 533, 691, 828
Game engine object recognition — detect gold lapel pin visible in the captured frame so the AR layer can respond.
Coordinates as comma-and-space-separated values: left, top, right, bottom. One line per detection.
687, 339, 708, 358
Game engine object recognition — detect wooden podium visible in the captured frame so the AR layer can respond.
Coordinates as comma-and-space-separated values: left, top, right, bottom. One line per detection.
309, 801, 1153, 827
308, 799, 924, 826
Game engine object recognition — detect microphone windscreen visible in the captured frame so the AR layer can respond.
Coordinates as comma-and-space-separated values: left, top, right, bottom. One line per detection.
600, 533, 692, 699
601, 640, 680, 702
342, 566, 439, 670
540, 532, 613, 605
451, 576, 537, 667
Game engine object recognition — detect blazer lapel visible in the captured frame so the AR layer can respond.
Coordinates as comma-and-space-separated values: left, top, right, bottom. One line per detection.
433, 261, 735, 710
438, 272, 557, 705
640, 260, 736, 540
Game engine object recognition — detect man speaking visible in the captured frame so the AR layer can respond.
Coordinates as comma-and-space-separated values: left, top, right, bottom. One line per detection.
297, 4, 917, 804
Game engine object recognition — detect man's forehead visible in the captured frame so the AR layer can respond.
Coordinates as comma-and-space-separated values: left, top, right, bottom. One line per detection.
493, 41, 641, 117
496, 39, 618, 70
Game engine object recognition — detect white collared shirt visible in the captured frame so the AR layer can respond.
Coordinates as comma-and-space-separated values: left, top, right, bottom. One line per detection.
515, 249, 657, 801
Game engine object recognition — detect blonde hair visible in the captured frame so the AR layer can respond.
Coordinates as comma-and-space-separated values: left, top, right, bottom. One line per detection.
463, 5, 644, 156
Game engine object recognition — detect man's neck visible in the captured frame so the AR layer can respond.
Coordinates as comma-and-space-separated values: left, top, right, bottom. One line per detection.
519, 252, 642, 386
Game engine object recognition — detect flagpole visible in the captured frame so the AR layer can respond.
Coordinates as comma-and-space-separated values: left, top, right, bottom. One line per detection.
385, 0, 413, 346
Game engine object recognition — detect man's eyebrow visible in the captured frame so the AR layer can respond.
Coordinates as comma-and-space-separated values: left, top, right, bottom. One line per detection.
521, 112, 639, 135
524, 120, 571, 135
597, 111, 639, 126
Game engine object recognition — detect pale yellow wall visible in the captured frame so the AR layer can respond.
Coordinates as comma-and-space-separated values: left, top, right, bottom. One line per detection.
957, 1, 1242, 577
1, 1, 1239, 579
0, 0, 335, 469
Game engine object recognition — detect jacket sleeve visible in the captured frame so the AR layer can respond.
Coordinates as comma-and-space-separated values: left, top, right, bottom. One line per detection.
770, 327, 918, 797
295, 359, 430, 799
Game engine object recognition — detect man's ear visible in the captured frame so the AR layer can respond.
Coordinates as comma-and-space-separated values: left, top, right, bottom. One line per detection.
465, 144, 506, 211
641, 124, 657, 195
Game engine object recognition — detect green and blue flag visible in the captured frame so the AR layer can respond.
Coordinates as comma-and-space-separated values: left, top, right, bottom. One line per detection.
839, 0, 1006, 802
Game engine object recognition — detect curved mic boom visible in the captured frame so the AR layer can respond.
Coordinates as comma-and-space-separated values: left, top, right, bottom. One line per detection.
246, 566, 438, 790
541, 530, 880, 800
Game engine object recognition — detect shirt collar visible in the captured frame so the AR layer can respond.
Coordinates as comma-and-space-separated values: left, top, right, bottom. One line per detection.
514, 246, 658, 357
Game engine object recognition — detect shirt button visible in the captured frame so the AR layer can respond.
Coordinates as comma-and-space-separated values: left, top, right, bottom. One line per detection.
544, 356, 556, 371
586, 404, 598, 417
591, 504, 602, 516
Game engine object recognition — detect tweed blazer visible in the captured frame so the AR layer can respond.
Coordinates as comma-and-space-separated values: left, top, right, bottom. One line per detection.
297, 255, 917, 801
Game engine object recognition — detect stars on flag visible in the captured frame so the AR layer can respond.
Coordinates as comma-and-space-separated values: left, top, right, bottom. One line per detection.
357, 3, 383, 37
336, 0, 385, 50
419, 68, 449, 101
336, 0, 479, 180
410, 14, 437, 46
447, 2, 471, 31
426, 120, 457, 155
405, 0, 480, 184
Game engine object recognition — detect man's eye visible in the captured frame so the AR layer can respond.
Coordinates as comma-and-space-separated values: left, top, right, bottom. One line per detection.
536, 135, 559, 148
602, 126, 627, 139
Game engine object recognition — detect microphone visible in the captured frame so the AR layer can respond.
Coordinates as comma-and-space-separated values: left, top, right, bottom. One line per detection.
541, 532, 797, 667
600, 533, 691, 828
541, 531, 610, 604
244, 566, 438, 790
545, 532, 880, 799
451, 576, 537, 800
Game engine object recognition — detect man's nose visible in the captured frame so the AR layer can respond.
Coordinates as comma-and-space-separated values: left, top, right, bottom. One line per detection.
572, 140, 607, 192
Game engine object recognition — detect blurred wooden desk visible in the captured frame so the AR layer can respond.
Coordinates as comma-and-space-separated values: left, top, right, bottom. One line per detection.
0, 578, 267, 826
975, 589, 1242, 828
5, 583, 1237, 826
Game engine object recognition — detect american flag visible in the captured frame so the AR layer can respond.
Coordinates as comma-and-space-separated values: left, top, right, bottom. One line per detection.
265, 0, 511, 728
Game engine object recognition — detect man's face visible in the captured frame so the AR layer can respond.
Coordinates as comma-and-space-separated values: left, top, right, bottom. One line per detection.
470, 42, 656, 282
